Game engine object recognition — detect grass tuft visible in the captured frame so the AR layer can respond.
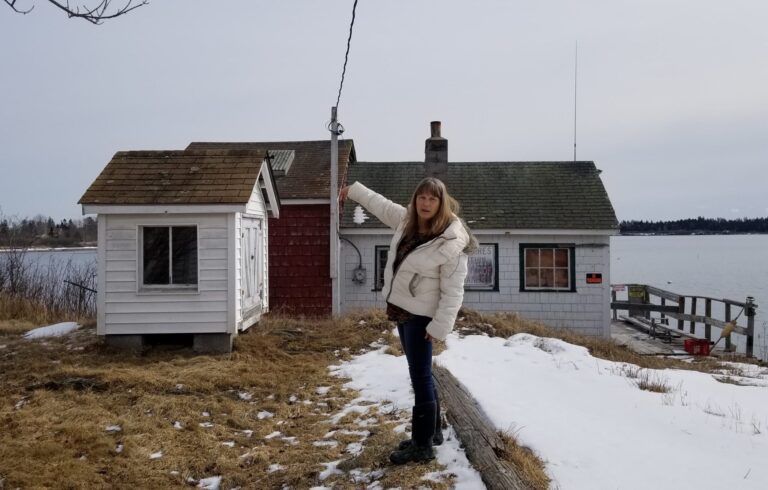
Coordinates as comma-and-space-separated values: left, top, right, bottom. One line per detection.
498, 429, 551, 490
634, 370, 671, 393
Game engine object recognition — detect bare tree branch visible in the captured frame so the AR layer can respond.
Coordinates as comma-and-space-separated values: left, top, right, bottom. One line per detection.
3, 0, 34, 15
3, 0, 148, 24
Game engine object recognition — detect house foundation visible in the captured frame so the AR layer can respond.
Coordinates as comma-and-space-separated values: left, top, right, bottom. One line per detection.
105, 334, 144, 351
193, 333, 233, 354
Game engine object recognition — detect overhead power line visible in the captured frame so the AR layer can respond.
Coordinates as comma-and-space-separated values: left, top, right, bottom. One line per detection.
335, 0, 359, 109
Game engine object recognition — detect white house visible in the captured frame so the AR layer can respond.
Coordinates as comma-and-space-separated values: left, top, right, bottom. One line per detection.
339, 123, 619, 337
79, 148, 280, 352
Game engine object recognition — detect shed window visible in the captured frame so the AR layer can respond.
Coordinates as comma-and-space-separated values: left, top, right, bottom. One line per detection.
142, 226, 198, 286
520, 244, 575, 292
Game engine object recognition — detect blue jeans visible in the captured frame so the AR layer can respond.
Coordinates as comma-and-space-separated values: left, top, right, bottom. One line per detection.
397, 315, 436, 405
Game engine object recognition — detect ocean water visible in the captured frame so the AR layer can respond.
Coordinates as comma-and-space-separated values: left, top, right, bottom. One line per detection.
0, 248, 97, 269
611, 235, 768, 359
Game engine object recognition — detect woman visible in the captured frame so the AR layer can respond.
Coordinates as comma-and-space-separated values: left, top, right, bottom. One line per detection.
339, 177, 475, 464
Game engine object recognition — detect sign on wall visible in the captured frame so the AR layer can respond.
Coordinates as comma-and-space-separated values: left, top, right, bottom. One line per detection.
586, 273, 603, 284
466, 243, 497, 291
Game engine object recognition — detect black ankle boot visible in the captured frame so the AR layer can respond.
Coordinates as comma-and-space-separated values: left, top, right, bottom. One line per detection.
390, 402, 436, 465
397, 394, 443, 450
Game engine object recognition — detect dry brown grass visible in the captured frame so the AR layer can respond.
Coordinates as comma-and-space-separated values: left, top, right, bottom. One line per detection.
498, 430, 551, 490
0, 309, 460, 489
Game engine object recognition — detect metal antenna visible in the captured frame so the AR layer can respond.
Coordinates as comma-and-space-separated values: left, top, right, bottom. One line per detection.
573, 41, 578, 162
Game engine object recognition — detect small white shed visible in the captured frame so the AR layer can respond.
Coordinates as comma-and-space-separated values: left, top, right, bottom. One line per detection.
79, 148, 280, 352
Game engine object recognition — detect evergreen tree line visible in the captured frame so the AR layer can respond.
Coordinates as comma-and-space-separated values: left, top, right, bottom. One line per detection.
620, 217, 768, 234
0, 215, 98, 248
2, 214, 767, 246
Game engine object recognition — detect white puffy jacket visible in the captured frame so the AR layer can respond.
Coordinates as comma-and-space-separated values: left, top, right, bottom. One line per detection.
347, 181, 469, 341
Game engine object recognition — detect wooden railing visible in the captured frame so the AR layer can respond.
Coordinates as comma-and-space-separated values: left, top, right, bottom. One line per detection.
610, 284, 759, 357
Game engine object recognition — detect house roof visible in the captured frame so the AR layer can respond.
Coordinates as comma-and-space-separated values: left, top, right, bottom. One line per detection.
79, 149, 270, 205
187, 140, 356, 200
341, 161, 618, 230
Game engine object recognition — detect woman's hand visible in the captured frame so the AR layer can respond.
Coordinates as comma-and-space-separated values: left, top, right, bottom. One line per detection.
424, 331, 433, 341
339, 185, 350, 203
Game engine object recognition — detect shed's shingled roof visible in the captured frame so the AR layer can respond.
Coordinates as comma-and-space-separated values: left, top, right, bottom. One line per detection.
187, 140, 356, 199
78, 149, 267, 205
341, 161, 618, 230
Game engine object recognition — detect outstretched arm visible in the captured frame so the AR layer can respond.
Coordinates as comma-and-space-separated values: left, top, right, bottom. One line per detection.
340, 182, 406, 230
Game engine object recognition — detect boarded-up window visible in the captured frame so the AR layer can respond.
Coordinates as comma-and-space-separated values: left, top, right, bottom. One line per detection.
520, 245, 575, 292
142, 226, 198, 286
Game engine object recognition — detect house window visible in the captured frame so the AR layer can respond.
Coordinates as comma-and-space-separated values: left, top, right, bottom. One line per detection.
374, 246, 389, 291
520, 244, 575, 292
465, 243, 498, 291
142, 226, 198, 287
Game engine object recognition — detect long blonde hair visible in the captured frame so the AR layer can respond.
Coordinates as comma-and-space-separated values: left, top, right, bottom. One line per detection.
403, 177, 460, 240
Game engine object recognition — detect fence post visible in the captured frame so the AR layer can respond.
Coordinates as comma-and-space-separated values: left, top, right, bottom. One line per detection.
660, 297, 666, 324
725, 304, 732, 352
611, 289, 617, 321
746, 296, 756, 358
704, 299, 712, 342
677, 297, 685, 331
689, 297, 697, 334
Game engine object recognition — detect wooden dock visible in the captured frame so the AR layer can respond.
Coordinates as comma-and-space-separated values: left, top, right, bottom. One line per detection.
610, 320, 688, 356
610, 284, 758, 357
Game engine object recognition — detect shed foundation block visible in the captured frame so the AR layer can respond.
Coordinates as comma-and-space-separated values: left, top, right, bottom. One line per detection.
105, 334, 144, 351
193, 333, 233, 353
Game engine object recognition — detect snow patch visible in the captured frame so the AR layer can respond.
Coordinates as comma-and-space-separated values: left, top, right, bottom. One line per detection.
23, 322, 79, 339
197, 476, 222, 489
318, 460, 343, 481
316, 386, 331, 395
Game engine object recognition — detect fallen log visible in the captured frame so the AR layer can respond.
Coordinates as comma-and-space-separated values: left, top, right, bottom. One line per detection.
433, 365, 531, 490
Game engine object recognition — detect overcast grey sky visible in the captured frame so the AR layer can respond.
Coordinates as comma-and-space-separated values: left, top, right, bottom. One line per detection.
1, 0, 766, 222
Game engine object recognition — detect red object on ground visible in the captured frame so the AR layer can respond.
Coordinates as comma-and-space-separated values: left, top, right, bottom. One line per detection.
683, 339, 711, 356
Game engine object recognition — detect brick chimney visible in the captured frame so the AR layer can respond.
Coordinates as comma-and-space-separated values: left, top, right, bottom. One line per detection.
424, 121, 447, 181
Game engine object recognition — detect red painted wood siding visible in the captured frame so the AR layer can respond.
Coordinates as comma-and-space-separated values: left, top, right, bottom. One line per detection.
268, 204, 331, 316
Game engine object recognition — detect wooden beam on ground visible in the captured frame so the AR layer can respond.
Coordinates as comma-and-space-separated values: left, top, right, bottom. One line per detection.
433, 365, 531, 490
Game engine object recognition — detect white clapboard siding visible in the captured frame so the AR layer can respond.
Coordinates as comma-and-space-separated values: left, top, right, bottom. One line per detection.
106, 291, 228, 303
108, 271, 137, 282
106, 322, 229, 335
106, 260, 136, 272
105, 250, 136, 261
200, 269, 227, 281
106, 312, 227, 324
105, 301, 226, 314
341, 233, 613, 338
106, 239, 136, 251
244, 181, 266, 216
102, 213, 230, 335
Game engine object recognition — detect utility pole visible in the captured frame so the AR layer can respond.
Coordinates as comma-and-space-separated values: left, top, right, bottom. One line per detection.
329, 106, 341, 315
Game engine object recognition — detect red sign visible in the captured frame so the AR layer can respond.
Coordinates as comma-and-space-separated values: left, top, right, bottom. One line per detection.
586, 273, 603, 284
